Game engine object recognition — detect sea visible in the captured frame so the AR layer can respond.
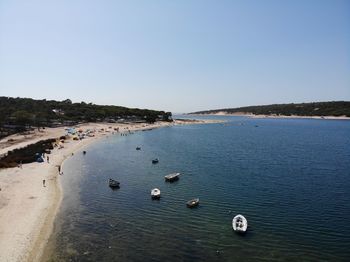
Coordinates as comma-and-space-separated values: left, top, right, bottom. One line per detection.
46, 116, 350, 261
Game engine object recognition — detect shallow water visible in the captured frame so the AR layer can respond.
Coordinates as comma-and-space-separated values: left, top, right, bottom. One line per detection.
48, 116, 350, 261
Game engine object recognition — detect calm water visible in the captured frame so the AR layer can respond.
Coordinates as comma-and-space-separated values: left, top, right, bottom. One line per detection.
47, 116, 350, 261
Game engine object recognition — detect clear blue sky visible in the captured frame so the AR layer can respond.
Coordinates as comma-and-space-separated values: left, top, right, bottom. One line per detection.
1, 0, 349, 113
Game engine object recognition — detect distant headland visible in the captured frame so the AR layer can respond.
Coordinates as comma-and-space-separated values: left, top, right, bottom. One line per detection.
190, 101, 350, 119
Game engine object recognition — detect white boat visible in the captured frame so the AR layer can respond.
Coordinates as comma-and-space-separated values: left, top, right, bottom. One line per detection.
164, 173, 180, 182
232, 214, 248, 233
151, 188, 161, 199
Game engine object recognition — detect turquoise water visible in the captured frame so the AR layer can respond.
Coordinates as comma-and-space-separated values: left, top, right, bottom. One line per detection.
49, 116, 350, 261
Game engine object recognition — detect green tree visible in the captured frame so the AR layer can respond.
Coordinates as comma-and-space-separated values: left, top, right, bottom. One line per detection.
11, 110, 34, 130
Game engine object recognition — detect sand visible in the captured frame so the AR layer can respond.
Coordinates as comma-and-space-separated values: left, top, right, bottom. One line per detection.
247, 114, 350, 120
0, 119, 218, 262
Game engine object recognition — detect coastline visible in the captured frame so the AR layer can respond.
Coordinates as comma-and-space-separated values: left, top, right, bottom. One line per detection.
189, 112, 350, 120
0, 119, 219, 262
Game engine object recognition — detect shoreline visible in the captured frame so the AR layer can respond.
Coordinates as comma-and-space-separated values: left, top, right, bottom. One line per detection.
0, 119, 219, 262
189, 112, 350, 120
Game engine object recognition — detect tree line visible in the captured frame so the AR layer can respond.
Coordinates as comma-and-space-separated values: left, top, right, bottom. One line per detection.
191, 101, 350, 117
0, 96, 172, 138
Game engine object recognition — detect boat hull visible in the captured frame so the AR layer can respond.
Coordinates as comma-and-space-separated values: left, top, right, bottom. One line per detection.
186, 198, 199, 208
151, 194, 161, 199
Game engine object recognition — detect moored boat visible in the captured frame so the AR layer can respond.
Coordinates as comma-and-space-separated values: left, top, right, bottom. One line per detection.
152, 158, 159, 164
109, 178, 120, 188
151, 188, 161, 199
186, 198, 199, 208
232, 214, 248, 233
164, 173, 180, 182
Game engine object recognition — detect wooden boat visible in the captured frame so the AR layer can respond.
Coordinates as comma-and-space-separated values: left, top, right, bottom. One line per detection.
136, 146, 141, 150
232, 214, 248, 233
186, 198, 199, 208
109, 178, 120, 188
164, 173, 180, 182
152, 158, 159, 164
151, 188, 161, 199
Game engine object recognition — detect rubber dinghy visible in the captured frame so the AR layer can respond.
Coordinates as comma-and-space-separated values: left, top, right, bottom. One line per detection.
186, 198, 199, 208
232, 214, 248, 233
151, 188, 161, 199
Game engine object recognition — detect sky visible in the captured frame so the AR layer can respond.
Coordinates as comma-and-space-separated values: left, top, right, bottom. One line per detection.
0, 0, 349, 113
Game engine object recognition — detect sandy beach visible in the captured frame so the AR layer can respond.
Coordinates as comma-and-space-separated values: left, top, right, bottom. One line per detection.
247, 114, 350, 120
0, 119, 218, 262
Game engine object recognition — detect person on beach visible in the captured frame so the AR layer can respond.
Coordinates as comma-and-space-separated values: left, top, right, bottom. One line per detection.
43, 179, 46, 187
58, 165, 61, 174
47, 156, 49, 163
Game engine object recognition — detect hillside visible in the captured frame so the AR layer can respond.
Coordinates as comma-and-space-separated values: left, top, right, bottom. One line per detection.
191, 101, 350, 117
0, 97, 172, 138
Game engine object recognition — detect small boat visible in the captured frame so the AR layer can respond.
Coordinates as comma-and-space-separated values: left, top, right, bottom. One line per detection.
186, 198, 199, 208
232, 214, 248, 233
152, 158, 159, 164
164, 173, 180, 182
109, 178, 120, 188
151, 188, 161, 199
136, 146, 141, 150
